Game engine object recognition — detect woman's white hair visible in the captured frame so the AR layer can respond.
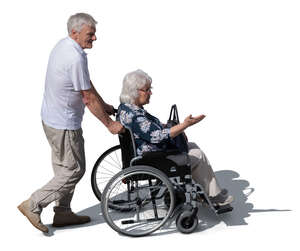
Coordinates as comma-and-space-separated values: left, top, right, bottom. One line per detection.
67, 13, 97, 35
120, 69, 152, 104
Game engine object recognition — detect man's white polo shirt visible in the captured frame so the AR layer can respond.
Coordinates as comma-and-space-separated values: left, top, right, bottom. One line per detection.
41, 36, 92, 130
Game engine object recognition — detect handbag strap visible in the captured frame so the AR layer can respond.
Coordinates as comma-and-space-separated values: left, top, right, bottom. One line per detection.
168, 104, 180, 123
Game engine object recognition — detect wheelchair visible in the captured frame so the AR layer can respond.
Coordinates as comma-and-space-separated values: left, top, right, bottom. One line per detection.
91, 127, 233, 237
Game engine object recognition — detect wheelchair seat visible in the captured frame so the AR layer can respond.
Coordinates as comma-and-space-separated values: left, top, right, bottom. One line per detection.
118, 127, 191, 180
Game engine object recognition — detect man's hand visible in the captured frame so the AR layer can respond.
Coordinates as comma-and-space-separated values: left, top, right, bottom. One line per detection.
183, 114, 206, 127
107, 121, 125, 134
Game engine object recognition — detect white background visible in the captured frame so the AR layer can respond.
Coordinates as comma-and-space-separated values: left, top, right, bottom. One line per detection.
1, 0, 299, 250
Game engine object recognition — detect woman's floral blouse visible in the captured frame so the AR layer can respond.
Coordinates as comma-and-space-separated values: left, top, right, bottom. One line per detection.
117, 103, 171, 155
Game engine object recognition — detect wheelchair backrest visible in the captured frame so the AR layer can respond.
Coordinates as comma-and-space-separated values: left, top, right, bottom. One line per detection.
118, 127, 137, 169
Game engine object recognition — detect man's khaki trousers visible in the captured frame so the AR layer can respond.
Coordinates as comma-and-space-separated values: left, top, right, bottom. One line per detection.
29, 122, 86, 213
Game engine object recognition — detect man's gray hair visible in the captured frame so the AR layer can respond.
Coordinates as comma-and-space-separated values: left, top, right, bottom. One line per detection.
67, 13, 97, 34
120, 69, 152, 104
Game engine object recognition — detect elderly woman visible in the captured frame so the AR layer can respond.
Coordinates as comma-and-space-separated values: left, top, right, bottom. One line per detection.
118, 69, 233, 206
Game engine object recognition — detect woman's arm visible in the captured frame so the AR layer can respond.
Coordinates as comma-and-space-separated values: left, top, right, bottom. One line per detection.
170, 115, 206, 138
131, 114, 171, 144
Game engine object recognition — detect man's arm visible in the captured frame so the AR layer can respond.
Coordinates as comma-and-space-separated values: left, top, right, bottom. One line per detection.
81, 88, 123, 134
89, 81, 115, 115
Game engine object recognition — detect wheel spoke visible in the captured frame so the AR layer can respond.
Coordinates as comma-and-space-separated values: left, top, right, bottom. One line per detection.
114, 150, 122, 167
102, 159, 122, 170
108, 154, 122, 168
91, 145, 122, 201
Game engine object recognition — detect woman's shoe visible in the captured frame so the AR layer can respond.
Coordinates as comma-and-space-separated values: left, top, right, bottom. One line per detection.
210, 189, 234, 206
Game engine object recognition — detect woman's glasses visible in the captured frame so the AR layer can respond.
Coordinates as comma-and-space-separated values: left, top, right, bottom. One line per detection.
139, 87, 153, 93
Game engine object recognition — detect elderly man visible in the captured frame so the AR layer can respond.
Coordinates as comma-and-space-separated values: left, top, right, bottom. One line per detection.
18, 13, 123, 233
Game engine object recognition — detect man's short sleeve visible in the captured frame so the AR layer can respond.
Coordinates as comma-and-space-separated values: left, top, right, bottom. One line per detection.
70, 58, 91, 91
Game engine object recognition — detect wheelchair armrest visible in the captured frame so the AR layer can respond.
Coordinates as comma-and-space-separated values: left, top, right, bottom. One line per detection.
165, 149, 182, 155
136, 150, 191, 179
141, 150, 182, 160
142, 151, 168, 159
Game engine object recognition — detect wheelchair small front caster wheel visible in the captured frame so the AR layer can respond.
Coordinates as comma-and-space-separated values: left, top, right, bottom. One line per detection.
176, 211, 198, 234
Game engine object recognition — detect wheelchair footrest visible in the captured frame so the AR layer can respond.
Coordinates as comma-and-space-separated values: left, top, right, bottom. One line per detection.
215, 204, 233, 215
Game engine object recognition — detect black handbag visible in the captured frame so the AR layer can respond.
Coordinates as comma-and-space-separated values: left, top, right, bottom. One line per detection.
166, 104, 189, 153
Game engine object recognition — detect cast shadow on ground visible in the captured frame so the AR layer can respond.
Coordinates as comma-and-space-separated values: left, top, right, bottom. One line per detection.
44, 170, 291, 236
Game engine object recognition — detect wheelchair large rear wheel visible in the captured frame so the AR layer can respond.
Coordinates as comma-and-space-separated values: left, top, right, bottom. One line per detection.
91, 145, 122, 201
101, 165, 175, 237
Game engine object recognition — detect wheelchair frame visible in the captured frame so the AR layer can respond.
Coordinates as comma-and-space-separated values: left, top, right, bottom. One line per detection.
92, 127, 233, 237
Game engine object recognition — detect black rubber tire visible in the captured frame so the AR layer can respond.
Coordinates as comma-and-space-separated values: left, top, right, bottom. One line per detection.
176, 211, 198, 234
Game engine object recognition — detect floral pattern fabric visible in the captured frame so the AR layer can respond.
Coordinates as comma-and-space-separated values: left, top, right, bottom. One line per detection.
117, 103, 171, 155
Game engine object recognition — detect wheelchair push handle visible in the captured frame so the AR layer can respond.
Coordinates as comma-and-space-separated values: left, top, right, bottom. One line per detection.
109, 108, 118, 117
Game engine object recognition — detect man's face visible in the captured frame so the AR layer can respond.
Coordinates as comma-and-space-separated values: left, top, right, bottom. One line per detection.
72, 24, 97, 49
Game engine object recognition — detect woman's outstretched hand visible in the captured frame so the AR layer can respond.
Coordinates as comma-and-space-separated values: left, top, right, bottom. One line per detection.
183, 114, 206, 127
170, 114, 206, 138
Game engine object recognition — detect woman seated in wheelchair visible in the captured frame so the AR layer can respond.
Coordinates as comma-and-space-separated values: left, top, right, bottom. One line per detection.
117, 69, 233, 207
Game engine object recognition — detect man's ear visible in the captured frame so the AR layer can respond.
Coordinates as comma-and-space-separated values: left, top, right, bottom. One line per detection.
70, 29, 79, 40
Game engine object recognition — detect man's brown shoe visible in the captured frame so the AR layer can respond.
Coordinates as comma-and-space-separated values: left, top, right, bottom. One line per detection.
18, 200, 49, 233
52, 207, 91, 227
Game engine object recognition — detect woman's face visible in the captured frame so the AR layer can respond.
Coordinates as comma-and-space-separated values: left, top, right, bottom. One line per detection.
135, 82, 152, 107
